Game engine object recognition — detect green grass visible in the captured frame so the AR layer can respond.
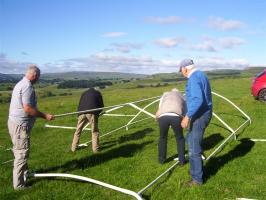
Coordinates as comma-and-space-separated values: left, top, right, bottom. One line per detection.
0, 76, 266, 200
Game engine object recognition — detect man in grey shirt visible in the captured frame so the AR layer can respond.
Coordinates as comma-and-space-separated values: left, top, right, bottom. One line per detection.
155, 88, 187, 165
8, 65, 54, 190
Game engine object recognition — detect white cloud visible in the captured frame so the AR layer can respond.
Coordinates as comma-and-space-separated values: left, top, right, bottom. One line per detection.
101, 32, 127, 37
0, 53, 32, 74
154, 37, 185, 48
110, 43, 143, 53
145, 16, 182, 25
196, 57, 249, 70
0, 53, 257, 75
192, 43, 217, 52
219, 37, 246, 49
208, 17, 245, 31
190, 36, 245, 52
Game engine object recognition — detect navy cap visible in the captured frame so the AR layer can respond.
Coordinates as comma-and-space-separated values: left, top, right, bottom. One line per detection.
179, 59, 194, 72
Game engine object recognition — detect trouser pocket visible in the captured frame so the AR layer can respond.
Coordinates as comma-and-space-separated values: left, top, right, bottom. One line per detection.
14, 126, 30, 150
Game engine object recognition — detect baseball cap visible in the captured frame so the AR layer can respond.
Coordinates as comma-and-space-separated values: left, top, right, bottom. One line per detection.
179, 59, 194, 72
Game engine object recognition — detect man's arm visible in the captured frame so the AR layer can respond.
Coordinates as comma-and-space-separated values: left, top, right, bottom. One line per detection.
23, 104, 54, 120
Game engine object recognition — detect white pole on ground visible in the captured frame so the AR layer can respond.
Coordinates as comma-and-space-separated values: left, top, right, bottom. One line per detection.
45, 124, 91, 130
127, 103, 156, 119
212, 112, 235, 134
33, 173, 142, 200
105, 106, 124, 113
78, 117, 152, 147
137, 161, 180, 195
103, 114, 136, 117
2, 159, 14, 165
211, 91, 251, 140
126, 98, 160, 130
205, 119, 250, 161
250, 139, 266, 142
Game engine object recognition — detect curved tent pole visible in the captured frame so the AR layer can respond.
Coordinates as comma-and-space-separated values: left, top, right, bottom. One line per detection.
211, 91, 251, 123
204, 92, 252, 161
32, 173, 142, 200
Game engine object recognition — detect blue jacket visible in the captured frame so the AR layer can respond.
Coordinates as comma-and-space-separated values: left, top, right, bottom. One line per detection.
185, 70, 212, 119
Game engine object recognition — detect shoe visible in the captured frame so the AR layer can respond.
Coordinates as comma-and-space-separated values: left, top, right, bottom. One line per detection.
159, 160, 165, 165
179, 161, 186, 166
14, 185, 32, 190
184, 180, 202, 187
93, 148, 100, 154
71, 147, 76, 152
158, 158, 165, 164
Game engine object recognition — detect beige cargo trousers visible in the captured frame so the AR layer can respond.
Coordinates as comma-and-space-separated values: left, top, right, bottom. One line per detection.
8, 119, 33, 189
71, 113, 100, 153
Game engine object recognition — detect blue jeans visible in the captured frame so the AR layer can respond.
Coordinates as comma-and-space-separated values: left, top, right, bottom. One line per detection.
186, 110, 212, 184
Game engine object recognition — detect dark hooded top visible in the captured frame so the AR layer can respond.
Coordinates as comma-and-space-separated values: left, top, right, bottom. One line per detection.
77, 88, 104, 115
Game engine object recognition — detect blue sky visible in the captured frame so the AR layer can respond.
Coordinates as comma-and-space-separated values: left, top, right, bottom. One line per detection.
1, 0, 266, 74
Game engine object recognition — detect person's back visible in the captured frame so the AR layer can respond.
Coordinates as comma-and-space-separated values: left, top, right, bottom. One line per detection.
72, 87, 104, 153
78, 88, 104, 115
156, 88, 186, 165
158, 89, 187, 117
186, 70, 212, 119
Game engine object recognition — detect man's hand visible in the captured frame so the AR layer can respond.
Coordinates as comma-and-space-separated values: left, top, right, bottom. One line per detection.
181, 115, 190, 128
45, 113, 55, 121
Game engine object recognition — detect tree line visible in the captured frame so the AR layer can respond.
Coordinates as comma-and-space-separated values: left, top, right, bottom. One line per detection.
57, 80, 113, 89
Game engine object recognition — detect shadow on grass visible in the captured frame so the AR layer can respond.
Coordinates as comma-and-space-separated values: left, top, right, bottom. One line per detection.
118, 128, 153, 143
141, 161, 183, 200
202, 133, 224, 151
204, 138, 255, 182
34, 141, 153, 175
215, 112, 247, 121
210, 122, 232, 132
99, 127, 153, 151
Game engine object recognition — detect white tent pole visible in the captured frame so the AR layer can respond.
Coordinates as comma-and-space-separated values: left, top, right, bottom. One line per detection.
211, 92, 251, 123
205, 119, 250, 161
103, 114, 136, 117
137, 161, 180, 194
33, 173, 142, 200
78, 117, 152, 147
55, 96, 161, 118
126, 98, 160, 129
45, 124, 91, 131
127, 103, 156, 119
2, 159, 14, 165
212, 112, 235, 134
105, 106, 124, 113
250, 139, 266, 142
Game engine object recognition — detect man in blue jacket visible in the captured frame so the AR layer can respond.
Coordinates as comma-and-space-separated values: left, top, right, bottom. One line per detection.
179, 59, 212, 186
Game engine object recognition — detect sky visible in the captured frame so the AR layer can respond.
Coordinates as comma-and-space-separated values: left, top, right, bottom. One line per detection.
0, 0, 266, 74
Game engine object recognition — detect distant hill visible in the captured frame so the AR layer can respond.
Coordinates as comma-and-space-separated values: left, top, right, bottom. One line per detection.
0, 73, 21, 83
0, 71, 147, 83
244, 66, 265, 75
41, 71, 147, 80
1, 67, 265, 84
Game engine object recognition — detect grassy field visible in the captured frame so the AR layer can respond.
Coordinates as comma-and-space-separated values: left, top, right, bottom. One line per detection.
0, 75, 265, 200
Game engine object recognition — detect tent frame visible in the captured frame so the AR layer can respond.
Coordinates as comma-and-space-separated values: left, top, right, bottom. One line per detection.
25, 92, 251, 199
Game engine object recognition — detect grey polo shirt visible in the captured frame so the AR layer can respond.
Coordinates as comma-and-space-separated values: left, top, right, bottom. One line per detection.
9, 77, 37, 126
